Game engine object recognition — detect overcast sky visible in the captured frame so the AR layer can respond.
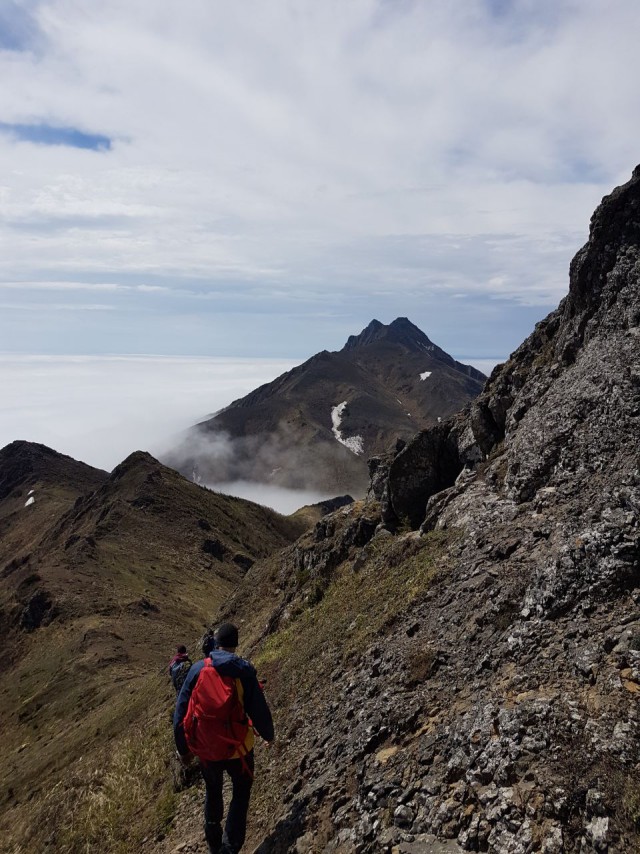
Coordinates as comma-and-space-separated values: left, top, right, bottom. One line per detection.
1, 1, 639, 493
1, 0, 639, 364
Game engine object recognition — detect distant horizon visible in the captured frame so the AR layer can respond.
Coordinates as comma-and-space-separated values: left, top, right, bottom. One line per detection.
0, 348, 503, 472
0, 351, 504, 371
2, 2, 638, 363
0, 311, 508, 373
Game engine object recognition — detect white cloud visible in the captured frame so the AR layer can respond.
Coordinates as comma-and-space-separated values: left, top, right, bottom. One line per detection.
0, 301, 115, 310
0, 281, 126, 291
0, 1, 638, 353
0, 355, 299, 470
205, 481, 338, 516
0, 280, 170, 293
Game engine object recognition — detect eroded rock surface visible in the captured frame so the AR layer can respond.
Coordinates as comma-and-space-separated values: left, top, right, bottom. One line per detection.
231, 169, 640, 853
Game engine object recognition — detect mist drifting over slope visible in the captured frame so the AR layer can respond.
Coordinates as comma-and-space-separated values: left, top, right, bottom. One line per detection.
0, 355, 298, 470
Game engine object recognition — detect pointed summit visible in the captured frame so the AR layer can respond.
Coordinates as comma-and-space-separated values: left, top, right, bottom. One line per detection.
341, 318, 485, 382
342, 317, 433, 352
110, 450, 164, 481
167, 318, 486, 494
0, 440, 107, 503
342, 319, 385, 350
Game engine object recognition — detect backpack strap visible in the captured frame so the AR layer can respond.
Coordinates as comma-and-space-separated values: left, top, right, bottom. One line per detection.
232, 676, 254, 779
235, 740, 254, 780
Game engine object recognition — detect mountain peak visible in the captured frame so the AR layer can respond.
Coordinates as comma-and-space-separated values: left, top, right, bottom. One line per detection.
169, 317, 486, 493
0, 440, 64, 462
0, 441, 107, 503
110, 450, 163, 481
341, 317, 433, 352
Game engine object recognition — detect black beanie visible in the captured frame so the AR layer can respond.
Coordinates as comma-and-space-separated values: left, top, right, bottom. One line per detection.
215, 622, 239, 649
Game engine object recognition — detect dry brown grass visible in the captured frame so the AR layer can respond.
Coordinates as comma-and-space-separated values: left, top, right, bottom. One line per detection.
5, 683, 176, 854
0, 450, 311, 853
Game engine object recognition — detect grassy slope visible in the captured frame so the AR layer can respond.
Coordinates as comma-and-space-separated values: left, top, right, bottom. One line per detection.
0, 441, 108, 579
0, 449, 308, 854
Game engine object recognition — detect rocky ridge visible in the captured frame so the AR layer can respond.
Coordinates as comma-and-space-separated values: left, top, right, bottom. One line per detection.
206, 168, 640, 853
0, 440, 107, 507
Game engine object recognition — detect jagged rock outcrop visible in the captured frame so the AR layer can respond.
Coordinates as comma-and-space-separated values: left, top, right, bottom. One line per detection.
216, 169, 640, 854
380, 166, 640, 532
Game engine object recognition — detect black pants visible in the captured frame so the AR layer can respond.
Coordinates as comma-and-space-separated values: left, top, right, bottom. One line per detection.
201, 751, 254, 853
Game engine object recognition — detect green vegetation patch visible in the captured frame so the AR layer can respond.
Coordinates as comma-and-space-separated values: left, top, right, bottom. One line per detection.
256, 529, 456, 703
621, 776, 640, 835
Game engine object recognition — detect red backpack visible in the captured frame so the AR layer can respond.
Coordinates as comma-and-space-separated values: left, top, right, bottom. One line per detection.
183, 659, 251, 763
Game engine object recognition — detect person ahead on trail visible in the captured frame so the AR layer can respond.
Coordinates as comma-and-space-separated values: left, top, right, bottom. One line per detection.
168, 644, 192, 694
201, 631, 217, 656
174, 622, 274, 854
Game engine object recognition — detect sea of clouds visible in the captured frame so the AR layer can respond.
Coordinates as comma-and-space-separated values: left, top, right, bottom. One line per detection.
0, 353, 501, 513
0, 354, 297, 469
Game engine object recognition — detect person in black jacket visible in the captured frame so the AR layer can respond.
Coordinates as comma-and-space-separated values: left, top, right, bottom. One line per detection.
174, 623, 274, 854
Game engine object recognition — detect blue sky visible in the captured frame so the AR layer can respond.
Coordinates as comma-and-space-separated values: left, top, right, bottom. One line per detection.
0, 121, 111, 150
0, 0, 639, 367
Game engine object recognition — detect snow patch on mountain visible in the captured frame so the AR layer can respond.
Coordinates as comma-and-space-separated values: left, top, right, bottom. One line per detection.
24, 496, 35, 507
420, 371, 432, 380
331, 402, 364, 455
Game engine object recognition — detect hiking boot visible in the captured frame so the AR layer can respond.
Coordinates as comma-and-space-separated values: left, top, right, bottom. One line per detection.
204, 820, 222, 854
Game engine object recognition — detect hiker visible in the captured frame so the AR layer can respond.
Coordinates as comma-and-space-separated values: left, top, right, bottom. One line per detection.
174, 622, 274, 854
202, 631, 217, 656
168, 644, 192, 694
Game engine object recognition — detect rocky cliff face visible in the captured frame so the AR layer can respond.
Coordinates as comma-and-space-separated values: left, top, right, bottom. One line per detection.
379, 167, 640, 532
209, 169, 640, 854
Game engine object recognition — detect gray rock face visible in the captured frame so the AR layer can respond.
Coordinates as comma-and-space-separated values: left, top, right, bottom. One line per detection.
380, 166, 640, 534
243, 168, 640, 854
